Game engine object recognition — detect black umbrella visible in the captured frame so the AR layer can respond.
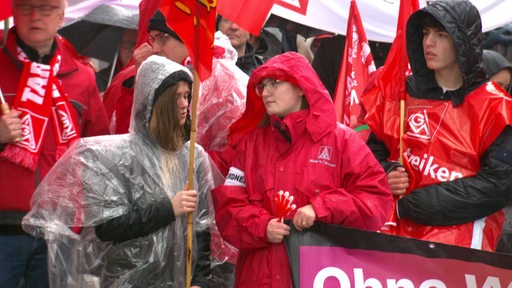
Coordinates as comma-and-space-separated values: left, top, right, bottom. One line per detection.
264, 14, 330, 39
59, 4, 139, 63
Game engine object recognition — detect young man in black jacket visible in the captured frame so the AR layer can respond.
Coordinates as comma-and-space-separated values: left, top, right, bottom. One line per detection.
363, 0, 512, 251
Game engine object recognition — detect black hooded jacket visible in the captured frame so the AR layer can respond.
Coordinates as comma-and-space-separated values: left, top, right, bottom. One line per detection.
367, 0, 512, 226
236, 43, 266, 75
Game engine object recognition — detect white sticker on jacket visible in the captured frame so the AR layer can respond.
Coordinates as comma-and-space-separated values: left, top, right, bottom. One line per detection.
225, 167, 246, 187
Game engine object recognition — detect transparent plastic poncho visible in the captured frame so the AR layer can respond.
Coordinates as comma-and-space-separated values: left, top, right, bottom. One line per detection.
22, 56, 215, 288
196, 32, 245, 266
196, 31, 248, 152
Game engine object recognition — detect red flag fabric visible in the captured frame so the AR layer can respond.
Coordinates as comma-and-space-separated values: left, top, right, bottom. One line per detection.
362, 0, 419, 161
360, 0, 419, 234
380, 0, 419, 103
0, 2, 12, 21
135, 0, 161, 49
217, 0, 276, 36
160, 0, 217, 81
333, 0, 375, 133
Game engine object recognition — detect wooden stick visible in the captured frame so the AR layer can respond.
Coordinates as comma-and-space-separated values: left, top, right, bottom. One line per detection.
2, 19, 8, 48
186, 70, 200, 288
399, 98, 405, 164
0, 87, 10, 114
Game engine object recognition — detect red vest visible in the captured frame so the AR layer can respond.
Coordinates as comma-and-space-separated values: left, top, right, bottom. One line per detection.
368, 82, 512, 251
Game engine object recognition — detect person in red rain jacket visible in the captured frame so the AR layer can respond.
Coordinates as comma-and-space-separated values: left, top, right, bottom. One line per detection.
212, 52, 392, 288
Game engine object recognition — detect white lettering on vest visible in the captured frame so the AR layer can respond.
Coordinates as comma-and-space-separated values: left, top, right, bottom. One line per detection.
406, 151, 463, 181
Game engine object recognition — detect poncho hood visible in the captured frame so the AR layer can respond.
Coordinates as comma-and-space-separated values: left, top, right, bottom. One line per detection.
129, 55, 193, 139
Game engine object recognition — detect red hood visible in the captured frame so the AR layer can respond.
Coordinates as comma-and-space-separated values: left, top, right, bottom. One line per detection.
228, 52, 336, 146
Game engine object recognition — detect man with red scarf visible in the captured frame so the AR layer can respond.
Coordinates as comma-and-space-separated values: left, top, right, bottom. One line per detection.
0, 0, 109, 287
363, 0, 512, 251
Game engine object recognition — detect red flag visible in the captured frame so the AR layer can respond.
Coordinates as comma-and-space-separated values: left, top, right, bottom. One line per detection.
135, 0, 161, 49
379, 0, 419, 104
333, 0, 375, 133
362, 0, 419, 234
376, 0, 419, 160
362, 0, 419, 159
160, 0, 217, 81
0, 1, 12, 21
217, 0, 276, 36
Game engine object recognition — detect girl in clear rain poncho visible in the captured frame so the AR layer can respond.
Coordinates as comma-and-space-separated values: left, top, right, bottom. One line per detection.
22, 55, 214, 288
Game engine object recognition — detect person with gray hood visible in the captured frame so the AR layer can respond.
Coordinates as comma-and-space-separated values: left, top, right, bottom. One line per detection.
482, 49, 512, 94
364, 0, 512, 251
21, 55, 213, 287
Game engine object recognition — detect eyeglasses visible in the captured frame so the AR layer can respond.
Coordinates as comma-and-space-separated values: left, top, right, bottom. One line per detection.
148, 33, 170, 47
255, 79, 284, 96
15, 4, 61, 16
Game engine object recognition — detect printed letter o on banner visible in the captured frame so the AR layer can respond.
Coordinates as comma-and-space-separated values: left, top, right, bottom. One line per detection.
313, 267, 350, 288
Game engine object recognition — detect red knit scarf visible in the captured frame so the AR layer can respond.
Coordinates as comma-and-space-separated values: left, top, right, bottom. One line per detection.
0, 47, 80, 171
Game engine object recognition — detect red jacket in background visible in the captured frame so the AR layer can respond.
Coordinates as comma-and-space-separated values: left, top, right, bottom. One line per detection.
102, 65, 136, 133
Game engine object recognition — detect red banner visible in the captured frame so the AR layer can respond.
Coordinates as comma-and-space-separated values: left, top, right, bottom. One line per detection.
333, 0, 375, 133
160, 0, 217, 81
217, 0, 276, 36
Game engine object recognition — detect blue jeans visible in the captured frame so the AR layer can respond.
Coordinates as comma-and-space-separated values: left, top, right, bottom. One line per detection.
0, 234, 49, 288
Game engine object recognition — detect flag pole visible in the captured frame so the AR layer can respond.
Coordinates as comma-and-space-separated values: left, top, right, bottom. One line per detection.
186, 69, 199, 288
2, 19, 9, 48
0, 87, 11, 114
158, 1, 216, 285
185, 1, 205, 282
399, 99, 405, 164
399, 57, 406, 165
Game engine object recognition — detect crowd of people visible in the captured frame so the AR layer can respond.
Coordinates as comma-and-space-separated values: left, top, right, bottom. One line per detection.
1, 0, 511, 287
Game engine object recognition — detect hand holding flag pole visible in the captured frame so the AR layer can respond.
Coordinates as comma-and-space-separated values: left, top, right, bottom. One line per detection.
377, 0, 419, 233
